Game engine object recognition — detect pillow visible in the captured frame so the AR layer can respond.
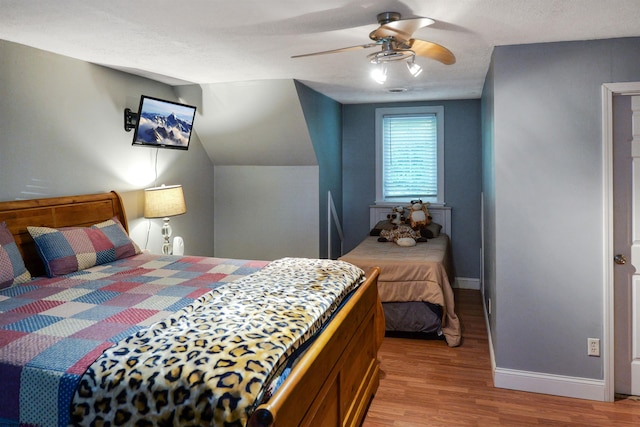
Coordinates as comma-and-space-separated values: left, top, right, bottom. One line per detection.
425, 222, 442, 238
369, 220, 396, 236
0, 222, 32, 289
28, 217, 141, 277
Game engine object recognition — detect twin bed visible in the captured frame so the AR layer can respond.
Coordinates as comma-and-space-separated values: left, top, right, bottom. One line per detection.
340, 205, 461, 347
0, 191, 384, 427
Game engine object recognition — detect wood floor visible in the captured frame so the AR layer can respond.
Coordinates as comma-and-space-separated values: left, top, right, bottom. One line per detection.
362, 289, 640, 426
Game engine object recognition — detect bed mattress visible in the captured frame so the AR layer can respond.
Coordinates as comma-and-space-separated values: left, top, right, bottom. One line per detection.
340, 235, 461, 346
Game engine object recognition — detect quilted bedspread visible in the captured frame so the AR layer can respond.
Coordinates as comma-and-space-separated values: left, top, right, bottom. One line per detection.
339, 235, 461, 346
69, 257, 364, 427
0, 254, 364, 427
0, 254, 269, 427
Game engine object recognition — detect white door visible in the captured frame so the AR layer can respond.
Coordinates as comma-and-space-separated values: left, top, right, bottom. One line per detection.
613, 94, 640, 396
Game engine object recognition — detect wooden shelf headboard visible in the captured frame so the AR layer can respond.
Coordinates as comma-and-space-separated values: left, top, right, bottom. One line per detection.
369, 204, 452, 236
0, 191, 128, 277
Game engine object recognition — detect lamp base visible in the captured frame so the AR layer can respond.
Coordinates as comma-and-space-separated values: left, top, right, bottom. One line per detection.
161, 217, 172, 255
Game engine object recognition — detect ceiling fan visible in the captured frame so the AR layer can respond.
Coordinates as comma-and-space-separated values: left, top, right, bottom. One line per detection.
291, 12, 456, 67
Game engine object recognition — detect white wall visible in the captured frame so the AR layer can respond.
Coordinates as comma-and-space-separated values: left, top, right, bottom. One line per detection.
213, 165, 319, 260
0, 40, 215, 256
181, 79, 323, 261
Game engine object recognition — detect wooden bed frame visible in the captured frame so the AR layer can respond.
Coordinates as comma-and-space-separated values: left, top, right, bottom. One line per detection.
0, 191, 384, 427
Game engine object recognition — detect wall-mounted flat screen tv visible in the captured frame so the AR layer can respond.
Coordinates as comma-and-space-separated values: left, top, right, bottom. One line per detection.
132, 95, 197, 150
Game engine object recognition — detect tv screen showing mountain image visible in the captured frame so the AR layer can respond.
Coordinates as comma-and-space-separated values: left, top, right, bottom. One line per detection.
132, 96, 197, 150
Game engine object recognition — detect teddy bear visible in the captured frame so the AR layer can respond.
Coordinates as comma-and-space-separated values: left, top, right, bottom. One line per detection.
406, 199, 431, 229
386, 205, 405, 226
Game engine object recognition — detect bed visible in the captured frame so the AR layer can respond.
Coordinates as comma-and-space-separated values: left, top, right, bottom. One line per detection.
339, 205, 461, 347
0, 191, 384, 427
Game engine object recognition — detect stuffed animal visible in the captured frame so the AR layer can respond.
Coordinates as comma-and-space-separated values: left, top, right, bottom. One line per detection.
406, 199, 431, 230
386, 206, 405, 226
378, 224, 419, 246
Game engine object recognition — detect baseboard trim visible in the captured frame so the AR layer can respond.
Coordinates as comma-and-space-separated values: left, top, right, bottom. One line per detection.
483, 289, 605, 402
454, 277, 480, 290
481, 288, 496, 375
494, 367, 606, 401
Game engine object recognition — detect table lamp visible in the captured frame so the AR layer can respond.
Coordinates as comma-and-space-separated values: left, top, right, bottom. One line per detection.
144, 184, 186, 254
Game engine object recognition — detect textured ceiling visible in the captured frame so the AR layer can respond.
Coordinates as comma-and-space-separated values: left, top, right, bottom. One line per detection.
1, 0, 639, 103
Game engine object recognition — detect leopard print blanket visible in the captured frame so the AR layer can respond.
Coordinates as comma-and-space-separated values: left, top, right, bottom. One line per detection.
69, 257, 364, 427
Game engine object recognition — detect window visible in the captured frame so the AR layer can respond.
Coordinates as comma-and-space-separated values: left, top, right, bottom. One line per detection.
375, 106, 444, 204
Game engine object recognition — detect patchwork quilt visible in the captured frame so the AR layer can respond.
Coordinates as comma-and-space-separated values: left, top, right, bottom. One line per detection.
0, 254, 269, 427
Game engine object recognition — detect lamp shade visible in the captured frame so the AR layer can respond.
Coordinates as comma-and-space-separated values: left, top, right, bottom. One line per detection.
144, 185, 186, 218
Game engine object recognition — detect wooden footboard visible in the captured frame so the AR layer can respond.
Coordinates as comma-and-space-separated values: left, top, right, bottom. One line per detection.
249, 267, 383, 427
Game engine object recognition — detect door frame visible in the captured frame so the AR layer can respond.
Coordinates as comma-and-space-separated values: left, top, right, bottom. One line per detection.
602, 82, 640, 402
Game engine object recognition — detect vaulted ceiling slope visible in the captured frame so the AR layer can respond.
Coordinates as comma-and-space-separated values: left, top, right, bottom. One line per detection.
2, 1, 640, 103
176, 81, 316, 166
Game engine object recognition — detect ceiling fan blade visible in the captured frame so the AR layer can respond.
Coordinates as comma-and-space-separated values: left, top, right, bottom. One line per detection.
409, 39, 456, 65
370, 17, 434, 42
291, 43, 378, 58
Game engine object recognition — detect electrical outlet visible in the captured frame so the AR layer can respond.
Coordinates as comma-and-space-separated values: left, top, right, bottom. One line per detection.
588, 338, 600, 357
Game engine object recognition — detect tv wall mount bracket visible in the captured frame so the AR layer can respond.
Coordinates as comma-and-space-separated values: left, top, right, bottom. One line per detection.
124, 108, 138, 132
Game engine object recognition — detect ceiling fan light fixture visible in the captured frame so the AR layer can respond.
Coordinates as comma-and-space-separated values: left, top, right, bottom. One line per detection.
367, 48, 414, 64
371, 64, 387, 84
291, 11, 456, 75
407, 59, 423, 77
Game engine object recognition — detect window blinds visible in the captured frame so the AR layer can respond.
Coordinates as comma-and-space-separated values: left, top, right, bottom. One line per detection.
382, 113, 438, 199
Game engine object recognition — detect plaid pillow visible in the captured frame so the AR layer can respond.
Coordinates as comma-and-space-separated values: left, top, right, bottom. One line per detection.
28, 217, 141, 277
0, 221, 32, 289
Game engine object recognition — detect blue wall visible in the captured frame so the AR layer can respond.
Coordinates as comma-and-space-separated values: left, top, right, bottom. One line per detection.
295, 82, 343, 259
484, 37, 640, 392
342, 100, 482, 280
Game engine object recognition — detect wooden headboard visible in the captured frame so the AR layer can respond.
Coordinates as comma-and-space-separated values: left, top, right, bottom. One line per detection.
0, 191, 128, 277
